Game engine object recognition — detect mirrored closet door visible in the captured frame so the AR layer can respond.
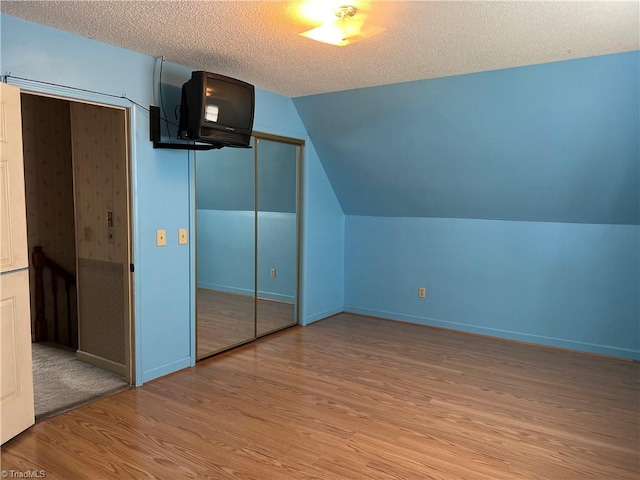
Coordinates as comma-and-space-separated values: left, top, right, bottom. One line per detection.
196, 134, 302, 359
255, 138, 299, 336
196, 137, 256, 357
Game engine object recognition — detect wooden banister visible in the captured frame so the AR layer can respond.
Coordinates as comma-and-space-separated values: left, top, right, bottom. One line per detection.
32, 246, 77, 347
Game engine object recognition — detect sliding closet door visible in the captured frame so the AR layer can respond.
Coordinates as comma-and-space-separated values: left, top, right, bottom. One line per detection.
195, 134, 302, 359
196, 138, 256, 358
255, 137, 299, 336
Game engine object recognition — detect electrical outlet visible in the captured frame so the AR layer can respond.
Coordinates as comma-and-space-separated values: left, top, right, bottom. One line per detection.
178, 228, 188, 245
156, 229, 166, 247
418, 287, 426, 298
270, 268, 276, 278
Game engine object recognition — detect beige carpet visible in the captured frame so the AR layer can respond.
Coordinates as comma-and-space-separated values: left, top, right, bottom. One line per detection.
32, 343, 130, 421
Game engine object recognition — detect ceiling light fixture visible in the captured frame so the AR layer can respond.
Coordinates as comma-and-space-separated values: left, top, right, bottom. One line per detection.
299, 5, 385, 47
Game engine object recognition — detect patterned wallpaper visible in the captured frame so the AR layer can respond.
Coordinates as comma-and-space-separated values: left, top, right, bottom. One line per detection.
21, 94, 76, 342
70, 102, 129, 367
70, 103, 128, 264
22, 94, 76, 272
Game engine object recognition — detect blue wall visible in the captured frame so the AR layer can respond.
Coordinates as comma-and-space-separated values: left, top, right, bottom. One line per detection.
345, 216, 640, 359
197, 210, 296, 301
257, 140, 297, 214
295, 52, 640, 359
294, 52, 640, 225
196, 137, 297, 213
1, 14, 346, 383
196, 138, 255, 211
197, 210, 254, 295
257, 212, 297, 301
301, 142, 345, 323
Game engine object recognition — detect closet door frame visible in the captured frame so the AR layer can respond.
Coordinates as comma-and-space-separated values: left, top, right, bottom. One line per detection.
193, 132, 304, 360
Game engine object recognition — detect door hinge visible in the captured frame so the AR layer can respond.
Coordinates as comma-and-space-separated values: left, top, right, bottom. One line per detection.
130, 263, 135, 273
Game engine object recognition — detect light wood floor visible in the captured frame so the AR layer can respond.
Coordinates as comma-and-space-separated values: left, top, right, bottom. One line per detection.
197, 289, 295, 358
2, 313, 638, 479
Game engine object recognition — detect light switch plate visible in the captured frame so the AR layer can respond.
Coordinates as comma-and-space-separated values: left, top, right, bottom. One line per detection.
178, 228, 188, 245
156, 229, 166, 246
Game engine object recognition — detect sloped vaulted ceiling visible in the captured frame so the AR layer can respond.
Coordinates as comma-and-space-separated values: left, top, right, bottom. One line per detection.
294, 52, 640, 225
3, 1, 638, 224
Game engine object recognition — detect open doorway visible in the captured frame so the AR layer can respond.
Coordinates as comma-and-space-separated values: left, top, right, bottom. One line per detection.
20, 93, 133, 420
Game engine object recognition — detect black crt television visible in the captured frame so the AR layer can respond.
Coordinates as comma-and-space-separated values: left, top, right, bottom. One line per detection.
178, 71, 255, 148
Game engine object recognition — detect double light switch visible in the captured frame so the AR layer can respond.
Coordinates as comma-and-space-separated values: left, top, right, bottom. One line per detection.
156, 229, 188, 246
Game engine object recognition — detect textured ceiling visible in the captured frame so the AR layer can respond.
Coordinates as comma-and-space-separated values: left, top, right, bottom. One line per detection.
2, 1, 638, 97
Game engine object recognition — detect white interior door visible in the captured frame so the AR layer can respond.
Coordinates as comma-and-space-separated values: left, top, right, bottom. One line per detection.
0, 82, 35, 444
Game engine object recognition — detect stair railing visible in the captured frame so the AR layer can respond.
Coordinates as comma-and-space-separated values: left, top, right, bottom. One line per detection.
32, 246, 77, 347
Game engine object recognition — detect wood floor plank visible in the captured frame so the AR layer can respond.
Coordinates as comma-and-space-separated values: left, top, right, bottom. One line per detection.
2, 313, 638, 479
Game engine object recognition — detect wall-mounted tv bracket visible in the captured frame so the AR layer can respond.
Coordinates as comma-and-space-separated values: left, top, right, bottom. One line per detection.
149, 105, 221, 150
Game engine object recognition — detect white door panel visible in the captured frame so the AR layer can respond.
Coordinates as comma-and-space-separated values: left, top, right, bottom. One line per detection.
1, 270, 34, 444
0, 84, 28, 273
0, 82, 34, 444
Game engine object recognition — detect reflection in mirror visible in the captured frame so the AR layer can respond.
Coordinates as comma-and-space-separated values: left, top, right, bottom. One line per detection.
256, 139, 298, 336
196, 138, 255, 358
